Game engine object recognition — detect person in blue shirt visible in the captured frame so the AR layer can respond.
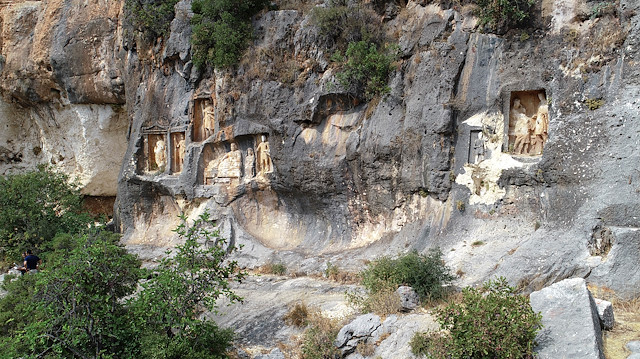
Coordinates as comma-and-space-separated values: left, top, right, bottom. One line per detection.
23, 250, 41, 273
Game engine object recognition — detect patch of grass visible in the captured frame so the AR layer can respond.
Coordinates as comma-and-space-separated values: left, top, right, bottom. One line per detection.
589, 286, 640, 359
586, 98, 605, 110
456, 200, 465, 212
300, 310, 342, 359
261, 261, 287, 275
471, 240, 485, 247
283, 302, 309, 328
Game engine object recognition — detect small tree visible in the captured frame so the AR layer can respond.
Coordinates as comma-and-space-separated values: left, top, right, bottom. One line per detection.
0, 166, 92, 261
132, 211, 246, 357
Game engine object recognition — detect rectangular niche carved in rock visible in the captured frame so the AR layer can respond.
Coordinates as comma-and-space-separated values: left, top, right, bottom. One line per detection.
170, 132, 186, 174
192, 98, 214, 142
508, 90, 549, 156
468, 129, 485, 164
146, 133, 167, 172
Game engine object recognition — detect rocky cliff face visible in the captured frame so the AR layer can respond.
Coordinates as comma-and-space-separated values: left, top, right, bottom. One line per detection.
1, 0, 639, 298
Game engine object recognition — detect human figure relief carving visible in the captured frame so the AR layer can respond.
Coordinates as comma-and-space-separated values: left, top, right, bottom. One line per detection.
530, 93, 549, 155
154, 140, 166, 170
509, 92, 549, 156
175, 138, 185, 172
217, 143, 243, 178
511, 98, 532, 155
244, 148, 255, 181
256, 136, 273, 174
203, 102, 215, 139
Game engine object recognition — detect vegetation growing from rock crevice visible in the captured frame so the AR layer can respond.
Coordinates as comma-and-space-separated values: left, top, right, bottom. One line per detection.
474, 0, 536, 33
411, 277, 543, 359
191, 0, 269, 69
125, 0, 181, 39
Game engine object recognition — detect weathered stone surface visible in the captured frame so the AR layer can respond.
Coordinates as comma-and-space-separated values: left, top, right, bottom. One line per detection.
253, 348, 284, 359
335, 313, 382, 355
627, 341, 640, 353
529, 278, 605, 359
396, 286, 420, 312
594, 298, 615, 330
370, 313, 439, 359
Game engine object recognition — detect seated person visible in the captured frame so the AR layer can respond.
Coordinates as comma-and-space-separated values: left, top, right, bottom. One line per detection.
23, 250, 41, 273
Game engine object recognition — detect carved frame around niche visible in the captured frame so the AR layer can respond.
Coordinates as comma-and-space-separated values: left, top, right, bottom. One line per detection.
503, 89, 549, 157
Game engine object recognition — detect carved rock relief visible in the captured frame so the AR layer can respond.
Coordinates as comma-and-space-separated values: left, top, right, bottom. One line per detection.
508, 90, 549, 156
202, 135, 272, 185
192, 97, 215, 142
171, 132, 186, 174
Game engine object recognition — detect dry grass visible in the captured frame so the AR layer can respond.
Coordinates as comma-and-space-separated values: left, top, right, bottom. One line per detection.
258, 261, 287, 275
587, 286, 640, 359
283, 302, 310, 328
280, 307, 345, 359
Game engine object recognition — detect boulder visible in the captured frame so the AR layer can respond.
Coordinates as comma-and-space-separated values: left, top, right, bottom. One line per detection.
594, 298, 615, 330
529, 278, 605, 359
396, 286, 420, 311
334, 313, 382, 355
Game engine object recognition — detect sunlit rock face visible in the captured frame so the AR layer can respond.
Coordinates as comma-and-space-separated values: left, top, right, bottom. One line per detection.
0, 0, 127, 196
2, 0, 640, 297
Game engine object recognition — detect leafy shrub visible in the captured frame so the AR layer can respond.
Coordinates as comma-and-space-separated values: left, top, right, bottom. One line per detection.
418, 277, 542, 359
333, 40, 399, 101
361, 249, 454, 302
0, 231, 143, 358
0, 166, 92, 261
301, 311, 341, 359
125, 0, 180, 38
191, 0, 269, 69
474, 0, 535, 33
311, 2, 383, 52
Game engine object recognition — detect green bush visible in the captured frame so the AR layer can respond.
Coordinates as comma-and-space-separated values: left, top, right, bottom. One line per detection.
191, 0, 269, 69
0, 166, 92, 261
125, 0, 180, 38
311, 2, 383, 52
131, 211, 246, 357
333, 40, 398, 101
361, 249, 454, 302
416, 277, 542, 358
0, 231, 143, 358
474, 0, 535, 33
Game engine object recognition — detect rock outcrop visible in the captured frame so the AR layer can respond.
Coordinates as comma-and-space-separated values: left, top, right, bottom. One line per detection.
1, 1, 639, 351
530, 278, 605, 359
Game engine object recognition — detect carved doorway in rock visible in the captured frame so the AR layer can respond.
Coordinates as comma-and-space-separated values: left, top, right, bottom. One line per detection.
170, 132, 186, 174
508, 90, 549, 156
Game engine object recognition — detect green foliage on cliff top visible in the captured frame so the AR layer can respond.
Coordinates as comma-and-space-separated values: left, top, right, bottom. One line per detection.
475, 0, 536, 32
125, 0, 181, 38
191, 0, 269, 69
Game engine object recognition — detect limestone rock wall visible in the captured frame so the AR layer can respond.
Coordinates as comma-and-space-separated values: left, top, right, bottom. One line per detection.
0, 0, 127, 196
1, 0, 639, 297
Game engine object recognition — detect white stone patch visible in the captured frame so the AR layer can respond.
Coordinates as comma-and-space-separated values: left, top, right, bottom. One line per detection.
456, 111, 526, 205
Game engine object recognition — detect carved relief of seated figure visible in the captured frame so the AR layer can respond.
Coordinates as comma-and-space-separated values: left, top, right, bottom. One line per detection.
217, 143, 243, 178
